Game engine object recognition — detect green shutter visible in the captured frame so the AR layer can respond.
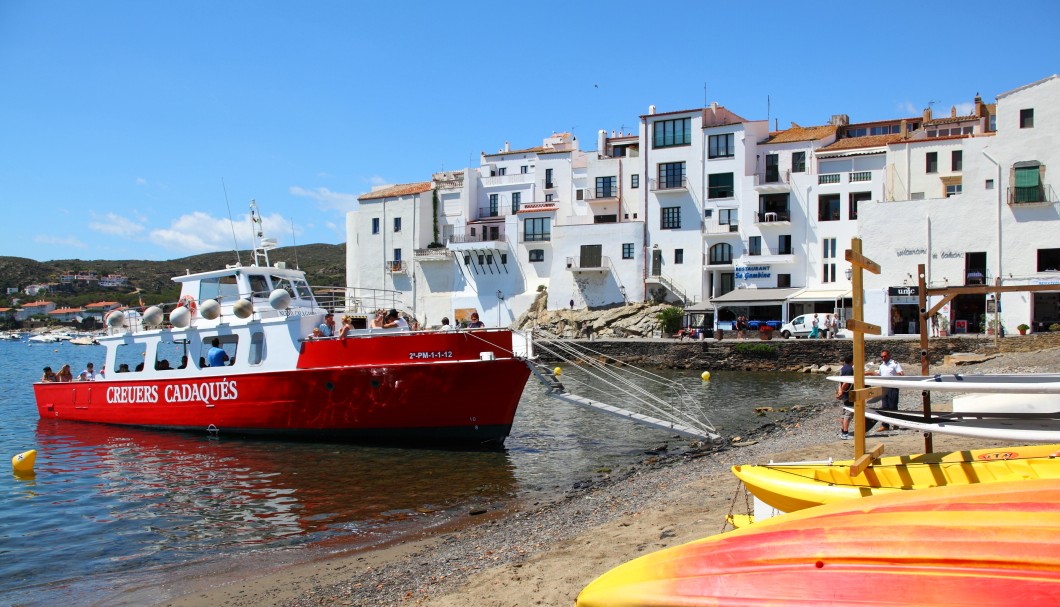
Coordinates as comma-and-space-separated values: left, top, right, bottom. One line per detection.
1015, 166, 1040, 187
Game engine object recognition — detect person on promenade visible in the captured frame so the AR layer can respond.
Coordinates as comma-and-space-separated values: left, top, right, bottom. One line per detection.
836, 355, 854, 439
467, 312, 485, 329
336, 315, 354, 338
808, 314, 820, 338
41, 366, 57, 382
319, 313, 335, 337
57, 364, 73, 382
872, 349, 904, 431
78, 362, 97, 381
736, 315, 747, 339
931, 312, 940, 337
207, 338, 229, 367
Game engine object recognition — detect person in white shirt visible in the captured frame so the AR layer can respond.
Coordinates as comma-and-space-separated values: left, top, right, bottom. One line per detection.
383, 309, 409, 330
78, 362, 97, 381
874, 349, 904, 430
438, 317, 453, 331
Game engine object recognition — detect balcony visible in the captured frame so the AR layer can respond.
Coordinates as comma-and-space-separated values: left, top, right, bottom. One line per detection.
705, 218, 741, 235
517, 202, 558, 214
1009, 184, 1057, 207
849, 171, 872, 183
449, 226, 506, 245
414, 248, 451, 262
649, 176, 688, 193
481, 172, 534, 188
965, 269, 986, 286
818, 173, 841, 185
566, 255, 611, 272
585, 189, 619, 204
755, 211, 791, 224
521, 232, 551, 243
477, 205, 516, 220
386, 260, 407, 274
754, 169, 792, 193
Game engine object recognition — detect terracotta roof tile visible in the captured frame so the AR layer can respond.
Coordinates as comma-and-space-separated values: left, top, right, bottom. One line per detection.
358, 181, 433, 201
22, 301, 55, 307
483, 145, 547, 157
927, 115, 978, 126
818, 133, 905, 152
761, 123, 837, 144
701, 106, 748, 128
49, 307, 82, 314
85, 301, 121, 308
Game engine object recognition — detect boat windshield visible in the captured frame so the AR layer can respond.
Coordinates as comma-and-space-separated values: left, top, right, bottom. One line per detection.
199, 276, 241, 303
272, 276, 314, 302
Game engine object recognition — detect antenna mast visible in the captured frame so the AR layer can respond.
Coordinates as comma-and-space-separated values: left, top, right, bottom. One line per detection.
222, 178, 242, 266
290, 218, 300, 270
249, 200, 276, 267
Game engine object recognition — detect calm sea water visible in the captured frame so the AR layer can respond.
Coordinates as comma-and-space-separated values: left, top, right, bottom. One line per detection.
0, 339, 832, 606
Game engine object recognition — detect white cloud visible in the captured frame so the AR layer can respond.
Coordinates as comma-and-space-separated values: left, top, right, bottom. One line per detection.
135, 177, 147, 186
897, 101, 918, 115
368, 175, 387, 186
289, 186, 360, 212
88, 213, 146, 237
149, 211, 294, 254
34, 234, 85, 248
953, 102, 974, 116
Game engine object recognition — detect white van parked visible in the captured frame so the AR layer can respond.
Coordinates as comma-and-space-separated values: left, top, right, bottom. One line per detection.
780, 314, 843, 339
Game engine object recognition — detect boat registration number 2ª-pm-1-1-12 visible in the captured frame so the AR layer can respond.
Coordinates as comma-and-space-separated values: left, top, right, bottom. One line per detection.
408, 351, 454, 360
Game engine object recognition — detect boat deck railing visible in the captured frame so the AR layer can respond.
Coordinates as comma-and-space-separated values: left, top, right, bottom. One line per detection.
311, 286, 408, 315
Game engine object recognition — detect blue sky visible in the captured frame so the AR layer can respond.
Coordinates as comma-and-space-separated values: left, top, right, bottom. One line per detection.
2, 0, 1058, 262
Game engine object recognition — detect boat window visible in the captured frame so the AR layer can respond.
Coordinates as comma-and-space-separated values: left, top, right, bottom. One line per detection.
115, 342, 147, 374
155, 338, 190, 371
202, 335, 238, 367
199, 276, 241, 303
271, 276, 297, 298
291, 279, 314, 300
248, 275, 270, 299
248, 332, 265, 366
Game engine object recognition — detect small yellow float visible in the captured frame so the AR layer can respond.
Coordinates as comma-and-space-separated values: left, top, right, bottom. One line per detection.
12, 449, 36, 476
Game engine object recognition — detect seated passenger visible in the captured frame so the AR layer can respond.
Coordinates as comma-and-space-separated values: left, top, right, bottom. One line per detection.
178, 356, 189, 369
117, 363, 130, 373
156, 359, 172, 371
41, 366, 57, 382
78, 362, 97, 381
466, 312, 485, 329
382, 309, 409, 330
438, 317, 453, 331
57, 364, 73, 382
369, 310, 385, 329
135, 362, 145, 372
336, 316, 354, 338
308, 327, 323, 340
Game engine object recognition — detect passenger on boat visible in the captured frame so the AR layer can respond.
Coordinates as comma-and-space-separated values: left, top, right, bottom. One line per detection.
206, 338, 229, 367
337, 315, 354, 338
320, 313, 336, 337
438, 317, 453, 331
135, 362, 145, 372
308, 327, 324, 340
77, 362, 97, 381
57, 364, 73, 382
117, 363, 130, 373
41, 366, 57, 382
369, 310, 385, 329
467, 312, 485, 329
383, 309, 409, 330
155, 359, 172, 371
178, 356, 189, 369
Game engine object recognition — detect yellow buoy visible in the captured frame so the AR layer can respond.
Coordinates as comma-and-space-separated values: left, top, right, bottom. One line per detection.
701, 371, 711, 381
553, 367, 563, 376
12, 449, 36, 476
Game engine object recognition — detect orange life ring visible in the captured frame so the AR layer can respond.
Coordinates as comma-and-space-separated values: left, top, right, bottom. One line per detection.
178, 295, 198, 318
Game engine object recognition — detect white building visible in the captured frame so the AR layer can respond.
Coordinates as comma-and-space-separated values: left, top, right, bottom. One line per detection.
859, 75, 1059, 334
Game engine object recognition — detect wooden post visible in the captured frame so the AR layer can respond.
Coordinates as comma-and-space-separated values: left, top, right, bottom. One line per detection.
917, 263, 933, 453
845, 238, 882, 464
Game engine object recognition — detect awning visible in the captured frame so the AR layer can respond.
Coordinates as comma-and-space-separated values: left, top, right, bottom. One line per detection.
787, 288, 852, 302
711, 287, 800, 306
684, 302, 714, 313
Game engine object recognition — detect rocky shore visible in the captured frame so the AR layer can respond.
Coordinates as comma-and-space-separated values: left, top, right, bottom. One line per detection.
154, 347, 1060, 607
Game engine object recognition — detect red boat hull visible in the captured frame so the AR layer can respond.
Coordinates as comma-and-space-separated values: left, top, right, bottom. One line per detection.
34, 330, 531, 445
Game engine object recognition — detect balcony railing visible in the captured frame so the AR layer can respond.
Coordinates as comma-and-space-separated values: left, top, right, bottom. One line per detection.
649, 176, 688, 192
705, 219, 740, 235
521, 232, 551, 243
386, 260, 407, 273
414, 248, 451, 261
584, 189, 619, 202
754, 169, 790, 186
849, 171, 872, 182
755, 211, 791, 223
449, 226, 506, 244
818, 173, 841, 185
566, 255, 611, 271
518, 202, 558, 213
965, 269, 986, 285
1009, 184, 1056, 205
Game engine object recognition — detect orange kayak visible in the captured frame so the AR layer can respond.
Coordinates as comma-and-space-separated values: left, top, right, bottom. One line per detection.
578, 477, 1060, 606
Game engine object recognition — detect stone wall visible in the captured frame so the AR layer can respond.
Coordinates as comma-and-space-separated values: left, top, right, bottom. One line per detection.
536, 335, 1008, 372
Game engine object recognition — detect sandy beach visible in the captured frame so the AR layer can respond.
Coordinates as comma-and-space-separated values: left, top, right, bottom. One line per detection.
152, 347, 1060, 607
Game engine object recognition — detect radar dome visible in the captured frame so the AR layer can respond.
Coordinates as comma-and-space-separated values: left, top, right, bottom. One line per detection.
142, 306, 164, 327
232, 298, 253, 319
269, 289, 291, 310
199, 299, 221, 320
170, 306, 191, 328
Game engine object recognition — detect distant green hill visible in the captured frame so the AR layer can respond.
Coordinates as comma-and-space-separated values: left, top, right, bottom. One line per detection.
0, 243, 346, 309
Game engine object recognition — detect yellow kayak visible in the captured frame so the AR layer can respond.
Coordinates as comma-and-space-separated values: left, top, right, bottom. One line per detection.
732, 443, 1060, 513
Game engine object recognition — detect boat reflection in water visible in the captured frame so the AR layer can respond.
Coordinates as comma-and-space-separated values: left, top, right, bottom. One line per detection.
22, 419, 518, 598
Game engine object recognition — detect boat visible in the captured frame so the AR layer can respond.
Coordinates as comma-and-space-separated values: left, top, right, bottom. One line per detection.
828, 373, 1060, 394
28, 334, 60, 343
577, 477, 1060, 607
32, 202, 533, 446
732, 443, 1060, 513
859, 407, 1060, 443
69, 335, 99, 346
952, 392, 1060, 414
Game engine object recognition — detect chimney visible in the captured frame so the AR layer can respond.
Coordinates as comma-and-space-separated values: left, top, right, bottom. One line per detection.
648, 104, 656, 115
504, 141, 510, 152
923, 107, 933, 122
899, 119, 908, 138
951, 106, 957, 118
829, 114, 849, 127
598, 130, 606, 155
974, 94, 984, 117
